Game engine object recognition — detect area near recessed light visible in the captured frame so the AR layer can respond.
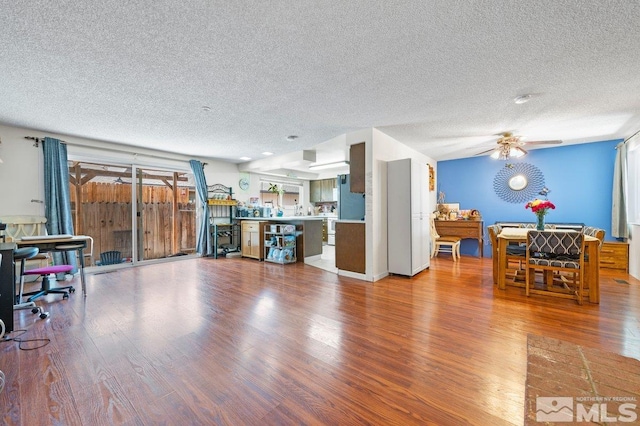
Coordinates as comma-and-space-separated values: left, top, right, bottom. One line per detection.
201, 105, 211, 112
286, 135, 299, 141
513, 94, 532, 104
239, 156, 251, 161
262, 152, 274, 156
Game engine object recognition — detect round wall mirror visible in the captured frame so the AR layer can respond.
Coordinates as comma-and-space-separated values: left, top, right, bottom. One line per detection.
493, 163, 545, 203
508, 174, 528, 191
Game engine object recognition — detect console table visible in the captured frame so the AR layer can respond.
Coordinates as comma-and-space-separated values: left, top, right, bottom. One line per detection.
434, 220, 484, 257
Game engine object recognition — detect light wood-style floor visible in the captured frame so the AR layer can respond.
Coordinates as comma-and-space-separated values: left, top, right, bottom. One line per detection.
1, 255, 638, 425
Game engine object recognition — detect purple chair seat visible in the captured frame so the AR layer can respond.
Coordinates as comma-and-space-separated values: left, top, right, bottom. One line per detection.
24, 265, 74, 276
22, 264, 75, 302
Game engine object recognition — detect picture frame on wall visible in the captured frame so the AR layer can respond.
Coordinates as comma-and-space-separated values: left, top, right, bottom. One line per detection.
428, 164, 435, 191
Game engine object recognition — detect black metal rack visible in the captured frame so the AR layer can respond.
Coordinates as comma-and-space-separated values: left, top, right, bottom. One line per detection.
207, 184, 239, 258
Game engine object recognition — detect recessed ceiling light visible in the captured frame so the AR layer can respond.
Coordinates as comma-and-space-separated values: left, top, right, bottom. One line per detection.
239, 156, 251, 161
513, 94, 532, 104
262, 152, 274, 156
286, 135, 299, 141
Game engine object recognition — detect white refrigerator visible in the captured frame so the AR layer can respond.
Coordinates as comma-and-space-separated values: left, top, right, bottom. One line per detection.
387, 158, 431, 276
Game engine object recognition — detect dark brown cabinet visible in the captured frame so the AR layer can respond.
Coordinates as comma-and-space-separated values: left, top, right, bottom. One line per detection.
335, 221, 365, 273
349, 142, 365, 193
310, 178, 337, 202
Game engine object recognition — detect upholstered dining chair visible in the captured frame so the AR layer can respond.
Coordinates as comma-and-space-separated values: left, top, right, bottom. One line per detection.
430, 213, 461, 261
519, 223, 557, 230
582, 226, 605, 248
525, 230, 585, 305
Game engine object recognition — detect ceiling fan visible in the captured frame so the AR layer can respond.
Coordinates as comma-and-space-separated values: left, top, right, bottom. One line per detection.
477, 132, 562, 160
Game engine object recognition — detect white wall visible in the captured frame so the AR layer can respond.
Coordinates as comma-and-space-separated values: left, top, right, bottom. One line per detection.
0, 124, 46, 215
0, 123, 241, 217
370, 128, 436, 281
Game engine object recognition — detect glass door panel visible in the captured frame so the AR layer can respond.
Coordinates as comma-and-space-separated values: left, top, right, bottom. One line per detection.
135, 167, 195, 262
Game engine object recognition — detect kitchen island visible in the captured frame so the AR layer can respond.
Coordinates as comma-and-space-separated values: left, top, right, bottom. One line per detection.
240, 217, 323, 261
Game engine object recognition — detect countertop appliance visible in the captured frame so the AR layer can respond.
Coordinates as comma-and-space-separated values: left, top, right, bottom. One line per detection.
337, 174, 365, 221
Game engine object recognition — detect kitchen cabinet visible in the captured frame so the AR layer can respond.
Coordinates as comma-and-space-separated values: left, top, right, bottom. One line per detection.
335, 221, 365, 273
241, 221, 266, 260
387, 158, 430, 276
349, 142, 365, 193
310, 178, 337, 202
322, 219, 328, 243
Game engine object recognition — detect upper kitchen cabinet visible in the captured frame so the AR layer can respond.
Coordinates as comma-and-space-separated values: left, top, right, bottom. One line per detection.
310, 178, 337, 202
349, 142, 365, 193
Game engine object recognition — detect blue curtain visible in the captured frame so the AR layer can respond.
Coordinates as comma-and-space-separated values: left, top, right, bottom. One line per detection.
43, 137, 78, 271
189, 160, 211, 256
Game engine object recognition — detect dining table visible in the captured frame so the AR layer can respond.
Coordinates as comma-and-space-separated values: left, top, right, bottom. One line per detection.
496, 227, 600, 303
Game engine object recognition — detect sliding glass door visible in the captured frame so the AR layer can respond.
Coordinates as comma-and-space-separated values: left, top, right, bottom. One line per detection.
68, 161, 196, 266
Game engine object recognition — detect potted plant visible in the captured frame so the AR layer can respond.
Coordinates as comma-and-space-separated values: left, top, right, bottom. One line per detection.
268, 183, 285, 215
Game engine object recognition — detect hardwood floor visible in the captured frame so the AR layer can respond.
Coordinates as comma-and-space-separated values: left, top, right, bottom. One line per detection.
1, 256, 638, 425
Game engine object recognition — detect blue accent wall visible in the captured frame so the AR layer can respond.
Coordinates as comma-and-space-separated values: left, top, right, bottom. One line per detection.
437, 139, 621, 257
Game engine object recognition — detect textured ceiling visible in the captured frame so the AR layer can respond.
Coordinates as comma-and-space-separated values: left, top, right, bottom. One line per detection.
1, 1, 639, 166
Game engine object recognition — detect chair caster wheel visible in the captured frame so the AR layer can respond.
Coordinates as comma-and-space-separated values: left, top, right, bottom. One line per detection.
39, 312, 50, 319
69, 288, 76, 293
63, 294, 69, 299
31, 308, 39, 314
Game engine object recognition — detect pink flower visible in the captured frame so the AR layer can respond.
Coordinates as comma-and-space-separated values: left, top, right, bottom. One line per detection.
525, 199, 555, 215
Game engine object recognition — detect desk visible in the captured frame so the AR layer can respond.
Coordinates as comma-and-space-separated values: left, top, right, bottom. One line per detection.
434, 219, 484, 257
16, 235, 91, 298
497, 228, 600, 303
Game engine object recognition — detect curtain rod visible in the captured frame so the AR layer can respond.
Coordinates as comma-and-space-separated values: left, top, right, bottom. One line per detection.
25, 134, 202, 164
24, 136, 67, 147
623, 129, 640, 144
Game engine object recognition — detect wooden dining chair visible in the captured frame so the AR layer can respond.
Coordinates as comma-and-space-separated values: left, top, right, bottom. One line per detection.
430, 213, 461, 261
525, 230, 585, 305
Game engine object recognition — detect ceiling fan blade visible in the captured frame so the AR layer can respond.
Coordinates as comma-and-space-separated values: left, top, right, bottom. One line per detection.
475, 148, 496, 156
524, 139, 562, 145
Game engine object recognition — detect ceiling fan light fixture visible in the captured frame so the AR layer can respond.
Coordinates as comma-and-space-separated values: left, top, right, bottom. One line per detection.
490, 145, 526, 160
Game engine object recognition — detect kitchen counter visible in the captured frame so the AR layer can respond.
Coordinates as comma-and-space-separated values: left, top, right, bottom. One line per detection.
242, 216, 326, 221
239, 217, 323, 259
335, 219, 365, 223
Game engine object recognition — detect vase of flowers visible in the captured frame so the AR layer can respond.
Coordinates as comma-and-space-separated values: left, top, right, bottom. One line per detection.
525, 199, 555, 230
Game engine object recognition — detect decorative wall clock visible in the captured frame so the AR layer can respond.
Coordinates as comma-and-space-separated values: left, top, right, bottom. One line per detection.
239, 177, 249, 191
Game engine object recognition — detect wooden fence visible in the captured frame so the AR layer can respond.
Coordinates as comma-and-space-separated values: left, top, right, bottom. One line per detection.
71, 182, 196, 262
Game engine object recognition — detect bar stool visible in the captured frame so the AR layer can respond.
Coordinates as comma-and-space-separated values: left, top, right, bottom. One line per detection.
13, 247, 49, 319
